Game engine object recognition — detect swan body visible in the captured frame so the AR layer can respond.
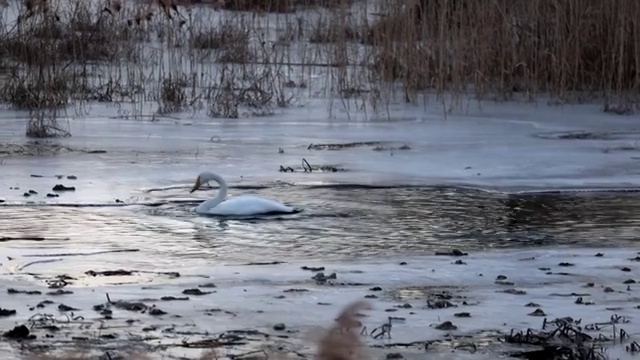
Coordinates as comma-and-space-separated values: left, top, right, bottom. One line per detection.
190, 171, 296, 216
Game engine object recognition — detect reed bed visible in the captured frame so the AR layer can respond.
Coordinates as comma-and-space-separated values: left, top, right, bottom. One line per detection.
0, 0, 636, 137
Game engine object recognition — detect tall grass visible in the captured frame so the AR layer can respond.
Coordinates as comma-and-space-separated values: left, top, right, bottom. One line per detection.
0, 0, 637, 137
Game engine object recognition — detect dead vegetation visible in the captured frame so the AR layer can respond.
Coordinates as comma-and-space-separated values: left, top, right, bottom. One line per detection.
0, 0, 636, 138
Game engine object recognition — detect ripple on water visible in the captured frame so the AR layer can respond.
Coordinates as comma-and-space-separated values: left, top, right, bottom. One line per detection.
2, 186, 640, 272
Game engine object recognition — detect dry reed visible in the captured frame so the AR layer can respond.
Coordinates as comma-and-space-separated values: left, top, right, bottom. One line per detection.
0, 0, 636, 138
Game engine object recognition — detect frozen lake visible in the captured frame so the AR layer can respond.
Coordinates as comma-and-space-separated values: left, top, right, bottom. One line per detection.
1, 98, 640, 359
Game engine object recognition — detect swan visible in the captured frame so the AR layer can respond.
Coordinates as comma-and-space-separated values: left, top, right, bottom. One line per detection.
189, 171, 297, 216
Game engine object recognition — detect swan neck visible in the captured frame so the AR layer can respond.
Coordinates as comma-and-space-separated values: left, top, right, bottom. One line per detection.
195, 172, 228, 213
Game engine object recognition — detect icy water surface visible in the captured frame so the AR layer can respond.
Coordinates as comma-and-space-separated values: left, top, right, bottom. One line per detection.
2, 186, 640, 270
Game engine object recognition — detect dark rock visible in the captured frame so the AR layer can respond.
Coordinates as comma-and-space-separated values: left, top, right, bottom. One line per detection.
495, 280, 515, 286
528, 309, 546, 317
3, 325, 33, 339
46, 193, 59, 198
23, 192, 30, 197
538, 267, 551, 271
524, 302, 540, 307
52, 184, 76, 191
312, 272, 337, 282
499, 288, 527, 295
198, 283, 217, 288
273, 323, 286, 331
558, 262, 574, 267
85, 269, 132, 276
36, 300, 54, 308
496, 275, 508, 280
0, 308, 17, 317
435, 249, 468, 256
399, 262, 407, 265
28, 190, 37, 194
595, 253, 604, 257
369, 286, 382, 291
386, 353, 403, 359
624, 279, 636, 284
454, 312, 471, 318
58, 304, 79, 311
160, 296, 189, 301
364, 294, 377, 299
604, 287, 615, 293
622, 267, 632, 272
67, 175, 77, 180
7, 288, 41, 295
585, 282, 595, 287
301, 266, 325, 272
435, 321, 457, 330
149, 307, 166, 316
427, 300, 455, 309
47, 289, 73, 296
453, 259, 466, 265
182, 288, 213, 296
397, 303, 412, 309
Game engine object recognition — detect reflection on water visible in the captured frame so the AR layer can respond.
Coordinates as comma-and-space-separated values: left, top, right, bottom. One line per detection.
1, 186, 640, 266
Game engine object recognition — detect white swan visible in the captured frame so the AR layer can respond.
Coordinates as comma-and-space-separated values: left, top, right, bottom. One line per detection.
190, 171, 297, 216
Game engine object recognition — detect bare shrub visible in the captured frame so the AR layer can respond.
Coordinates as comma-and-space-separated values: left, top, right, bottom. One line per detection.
26, 110, 71, 138
159, 76, 187, 113
1, 72, 71, 110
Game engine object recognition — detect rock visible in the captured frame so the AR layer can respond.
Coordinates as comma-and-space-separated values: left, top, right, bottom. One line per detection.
312, 272, 337, 282
67, 175, 77, 180
495, 280, 515, 286
160, 296, 189, 301
399, 262, 407, 265
622, 267, 632, 272
182, 289, 213, 296
3, 325, 33, 339
369, 286, 382, 291
7, 288, 41, 295
301, 266, 325, 272
149, 307, 166, 316
28, 190, 37, 194
58, 304, 79, 311
46, 193, 59, 198
23, 192, 30, 197
435, 321, 457, 330
499, 288, 527, 295
585, 282, 595, 287
496, 275, 508, 280
624, 279, 636, 284
558, 262, 574, 267
435, 249, 468, 256
36, 300, 54, 308
453, 259, 466, 265
198, 283, 217, 288
454, 312, 471, 318
0, 308, 17, 317
52, 184, 76, 191
524, 302, 540, 307
604, 287, 615, 293
386, 353, 403, 359
595, 253, 604, 257
273, 323, 286, 331
528, 309, 546, 317
364, 295, 377, 299
47, 289, 73, 296
397, 303, 412, 309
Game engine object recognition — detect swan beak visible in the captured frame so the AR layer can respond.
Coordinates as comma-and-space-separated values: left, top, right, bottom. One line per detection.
190, 177, 201, 193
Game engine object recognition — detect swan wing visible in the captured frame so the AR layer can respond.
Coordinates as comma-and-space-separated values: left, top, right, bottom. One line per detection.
203, 195, 295, 216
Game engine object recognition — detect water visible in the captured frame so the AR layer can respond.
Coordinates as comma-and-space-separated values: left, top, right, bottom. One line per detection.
2, 185, 640, 271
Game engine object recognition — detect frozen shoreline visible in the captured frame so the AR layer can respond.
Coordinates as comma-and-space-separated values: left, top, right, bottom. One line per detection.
2, 247, 640, 359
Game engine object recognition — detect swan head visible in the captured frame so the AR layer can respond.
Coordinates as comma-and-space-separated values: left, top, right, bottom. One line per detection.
190, 171, 217, 193
190, 175, 202, 193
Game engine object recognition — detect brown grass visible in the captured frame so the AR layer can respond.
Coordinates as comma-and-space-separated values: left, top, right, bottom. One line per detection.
0, 0, 636, 139
365, 0, 640, 107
